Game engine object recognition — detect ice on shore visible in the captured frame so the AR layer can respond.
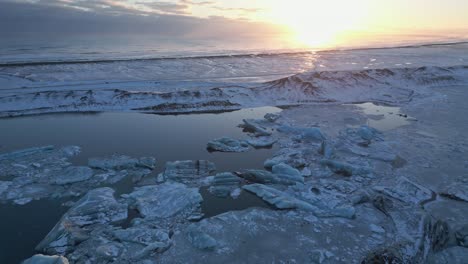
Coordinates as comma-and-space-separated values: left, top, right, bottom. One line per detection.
11, 62, 468, 263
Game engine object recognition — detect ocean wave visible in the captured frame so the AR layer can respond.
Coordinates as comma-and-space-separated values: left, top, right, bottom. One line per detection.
1, 41, 467, 68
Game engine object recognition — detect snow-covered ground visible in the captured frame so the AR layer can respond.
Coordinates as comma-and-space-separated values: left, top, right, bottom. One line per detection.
0, 65, 467, 117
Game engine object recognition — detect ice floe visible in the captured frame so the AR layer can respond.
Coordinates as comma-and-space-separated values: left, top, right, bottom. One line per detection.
36, 187, 128, 255
240, 119, 272, 137
246, 137, 277, 148
208, 172, 241, 198
0, 146, 155, 204
22, 254, 69, 264
125, 182, 203, 219
440, 180, 468, 202
207, 137, 250, 153
159, 160, 216, 184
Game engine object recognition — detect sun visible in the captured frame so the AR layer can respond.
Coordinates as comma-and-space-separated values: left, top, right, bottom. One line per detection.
267, 0, 368, 48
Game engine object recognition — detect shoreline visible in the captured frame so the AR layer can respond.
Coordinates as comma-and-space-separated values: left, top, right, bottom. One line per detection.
1, 65, 467, 118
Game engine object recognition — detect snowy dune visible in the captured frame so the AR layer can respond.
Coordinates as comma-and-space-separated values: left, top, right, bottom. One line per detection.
0, 65, 467, 117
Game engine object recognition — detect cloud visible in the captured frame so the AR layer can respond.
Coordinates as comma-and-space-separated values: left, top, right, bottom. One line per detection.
210, 6, 262, 14
0, 0, 288, 40
179, 0, 214, 6
136, 1, 190, 15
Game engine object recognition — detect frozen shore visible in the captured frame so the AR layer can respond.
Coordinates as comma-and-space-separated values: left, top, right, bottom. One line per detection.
0, 65, 467, 118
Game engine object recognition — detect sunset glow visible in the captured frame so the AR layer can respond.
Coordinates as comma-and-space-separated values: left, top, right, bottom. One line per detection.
265, 0, 368, 47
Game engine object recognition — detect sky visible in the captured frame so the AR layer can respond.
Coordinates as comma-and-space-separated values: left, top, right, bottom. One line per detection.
1, 0, 468, 49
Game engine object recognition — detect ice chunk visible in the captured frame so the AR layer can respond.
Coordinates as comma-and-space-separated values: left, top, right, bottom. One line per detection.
22, 254, 69, 264
240, 169, 303, 185
298, 186, 356, 219
319, 140, 334, 158
187, 226, 218, 251
264, 113, 280, 122
0, 181, 12, 196
240, 170, 276, 184
271, 163, 304, 184
36, 187, 127, 254
455, 225, 468, 247
299, 127, 326, 141
88, 155, 155, 170
440, 181, 468, 202
428, 247, 468, 264
113, 227, 171, 257
358, 125, 381, 141
277, 125, 325, 141
162, 160, 216, 183
51, 166, 93, 185
243, 184, 315, 211
95, 243, 123, 260
373, 177, 433, 205
6, 184, 54, 205
420, 217, 451, 253
0, 146, 79, 178
370, 224, 386, 234
207, 137, 250, 152
59, 188, 128, 226
320, 159, 370, 176
340, 126, 382, 146
246, 137, 277, 148
240, 119, 272, 136
361, 246, 405, 264
209, 172, 240, 198
243, 184, 355, 219
0, 145, 55, 161
126, 182, 202, 218
264, 150, 306, 169
138, 157, 157, 170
